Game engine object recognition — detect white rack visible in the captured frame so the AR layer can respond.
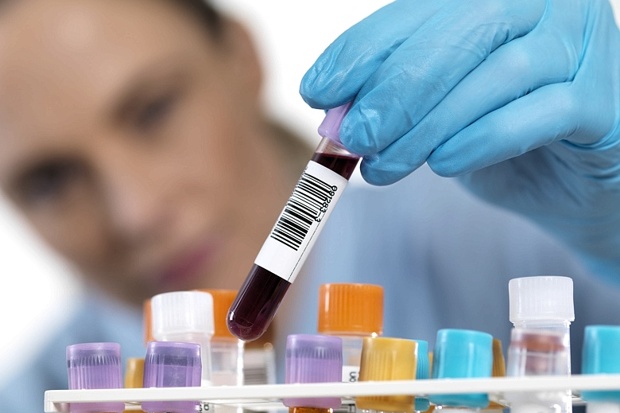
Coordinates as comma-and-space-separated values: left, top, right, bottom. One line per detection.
45, 374, 620, 412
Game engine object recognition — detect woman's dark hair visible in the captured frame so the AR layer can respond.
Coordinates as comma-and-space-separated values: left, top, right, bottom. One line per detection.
166, 0, 223, 38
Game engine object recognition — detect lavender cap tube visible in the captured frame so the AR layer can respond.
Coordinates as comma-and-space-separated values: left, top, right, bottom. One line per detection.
283, 334, 343, 409
66, 342, 124, 413
142, 341, 202, 413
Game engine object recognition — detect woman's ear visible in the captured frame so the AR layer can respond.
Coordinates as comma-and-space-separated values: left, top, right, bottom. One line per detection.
221, 17, 264, 99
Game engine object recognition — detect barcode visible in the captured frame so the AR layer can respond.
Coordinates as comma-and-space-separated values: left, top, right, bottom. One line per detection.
270, 170, 337, 251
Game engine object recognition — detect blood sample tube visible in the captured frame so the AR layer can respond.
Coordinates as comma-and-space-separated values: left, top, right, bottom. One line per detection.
317, 283, 384, 382
228, 103, 360, 341
66, 342, 124, 413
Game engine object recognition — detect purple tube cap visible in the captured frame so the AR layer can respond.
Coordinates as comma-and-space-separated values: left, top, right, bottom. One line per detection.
142, 341, 201, 413
283, 334, 343, 409
66, 342, 124, 413
317, 102, 352, 144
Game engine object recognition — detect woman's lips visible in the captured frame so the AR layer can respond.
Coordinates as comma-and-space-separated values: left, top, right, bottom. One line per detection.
157, 239, 219, 289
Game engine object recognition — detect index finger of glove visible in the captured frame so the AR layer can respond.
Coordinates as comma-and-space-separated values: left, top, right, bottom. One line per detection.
340, 0, 546, 156
300, 0, 448, 109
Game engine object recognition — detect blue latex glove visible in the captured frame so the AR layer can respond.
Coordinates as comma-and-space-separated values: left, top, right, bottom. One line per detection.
300, 0, 620, 280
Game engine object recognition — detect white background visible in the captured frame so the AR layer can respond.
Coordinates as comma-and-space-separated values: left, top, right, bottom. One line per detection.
0, 0, 619, 384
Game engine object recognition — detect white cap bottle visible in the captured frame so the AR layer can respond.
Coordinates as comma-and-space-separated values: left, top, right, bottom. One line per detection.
508, 275, 574, 413
151, 290, 215, 386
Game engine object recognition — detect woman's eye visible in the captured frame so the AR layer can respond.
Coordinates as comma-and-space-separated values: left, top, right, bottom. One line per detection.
18, 161, 83, 205
134, 91, 178, 131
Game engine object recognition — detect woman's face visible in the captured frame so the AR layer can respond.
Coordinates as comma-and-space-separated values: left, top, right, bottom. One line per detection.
0, 0, 292, 305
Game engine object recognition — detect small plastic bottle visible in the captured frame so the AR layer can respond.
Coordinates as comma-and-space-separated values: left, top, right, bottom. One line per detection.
429, 328, 494, 412
228, 103, 361, 342
282, 334, 343, 413
317, 283, 384, 382
356, 337, 418, 413
150, 290, 214, 386
509, 275, 574, 413
581, 325, 620, 413
504, 328, 571, 413
66, 342, 124, 413
200, 289, 245, 386
142, 341, 202, 413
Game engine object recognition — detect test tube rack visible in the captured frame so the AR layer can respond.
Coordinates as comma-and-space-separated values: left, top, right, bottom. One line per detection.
45, 374, 620, 412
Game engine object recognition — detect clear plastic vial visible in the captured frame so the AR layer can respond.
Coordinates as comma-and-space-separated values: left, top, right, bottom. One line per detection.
227, 103, 361, 342
317, 283, 384, 382
508, 275, 574, 413
200, 289, 245, 386
150, 290, 214, 386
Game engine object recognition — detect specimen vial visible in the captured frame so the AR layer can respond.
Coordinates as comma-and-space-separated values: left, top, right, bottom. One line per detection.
283, 334, 343, 411
429, 328, 493, 411
581, 325, 620, 413
228, 102, 360, 342
356, 336, 417, 413
200, 288, 245, 386
66, 342, 124, 413
142, 341, 201, 413
505, 328, 571, 413
317, 282, 383, 382
150, 290, 214, 386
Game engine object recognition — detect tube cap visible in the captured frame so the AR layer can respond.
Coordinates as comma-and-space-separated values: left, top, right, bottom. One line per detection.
430, 329, 493, 409
318, 283, 383, 336
356, 337, 417, 413
199, 289, 237, 339
582, 325, 620, 402
142, 341, 201, 413
317, 103, 352, 144
151, 291, 214, 338
66, 342, 124, 413
509, 276, 574, 323
283, 334, 343, 409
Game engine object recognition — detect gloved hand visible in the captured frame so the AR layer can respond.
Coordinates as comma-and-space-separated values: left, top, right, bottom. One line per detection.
300, 0, 620, 279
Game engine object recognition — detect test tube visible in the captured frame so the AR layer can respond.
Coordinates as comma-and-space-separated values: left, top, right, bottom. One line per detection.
199, 289, 245, 386
227, 103, 360, 342
504, 328, 571, 413
509, 275, 574, 413
142, 341, 202, 413
581, 325, 620, 413
356, 336, 418, 413
124, 358, 146, 413
150, 290, 214, 386
317, 283, 384, 382
282, 334, 343, 412
429, 328, 493, 412
66, 342, 124, 413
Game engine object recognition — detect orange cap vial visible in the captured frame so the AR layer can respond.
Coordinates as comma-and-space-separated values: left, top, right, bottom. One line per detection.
318, 283, 384, 336
143, 299, 154, 345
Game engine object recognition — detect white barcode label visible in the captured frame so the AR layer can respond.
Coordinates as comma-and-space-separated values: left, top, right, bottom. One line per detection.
255, 160, 348, 283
